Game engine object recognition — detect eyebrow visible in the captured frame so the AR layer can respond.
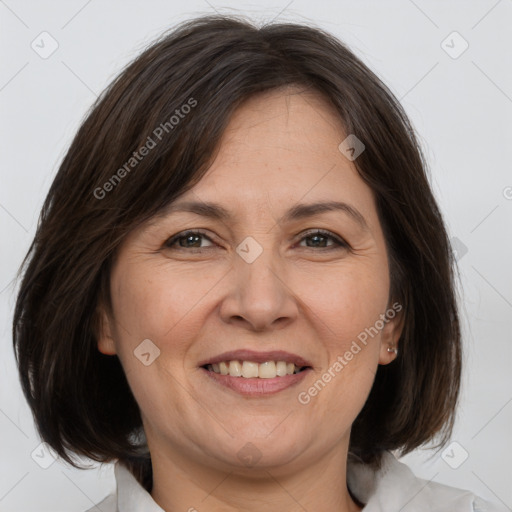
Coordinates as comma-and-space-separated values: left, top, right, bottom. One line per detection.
163, 200, 369, 230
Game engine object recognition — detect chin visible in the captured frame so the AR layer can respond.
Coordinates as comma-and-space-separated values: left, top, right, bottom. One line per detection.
224, 435, 305, 470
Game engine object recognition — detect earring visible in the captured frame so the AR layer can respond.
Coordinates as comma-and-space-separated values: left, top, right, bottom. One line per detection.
387, 346, 398, 355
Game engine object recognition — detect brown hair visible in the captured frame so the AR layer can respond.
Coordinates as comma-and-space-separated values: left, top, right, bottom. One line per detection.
13, 14, 461, 490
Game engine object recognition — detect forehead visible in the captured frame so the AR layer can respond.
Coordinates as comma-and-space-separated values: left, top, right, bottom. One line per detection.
164, 88, 378, 229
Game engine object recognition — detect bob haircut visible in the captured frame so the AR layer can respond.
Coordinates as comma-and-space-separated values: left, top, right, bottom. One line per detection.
13, 14, 461, 490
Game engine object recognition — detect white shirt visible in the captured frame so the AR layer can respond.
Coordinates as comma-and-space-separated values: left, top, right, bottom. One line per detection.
86, 451, 507, 511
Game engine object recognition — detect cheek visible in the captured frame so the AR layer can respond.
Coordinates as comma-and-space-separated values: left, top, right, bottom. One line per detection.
310, 263, 389, 412
110, 261, 211, 341
299, 260, 390, 347
107, 263, 206, 419
108, 259, 226, 387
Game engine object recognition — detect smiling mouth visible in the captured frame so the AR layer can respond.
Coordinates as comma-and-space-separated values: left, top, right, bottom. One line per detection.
201, 360, 310, 379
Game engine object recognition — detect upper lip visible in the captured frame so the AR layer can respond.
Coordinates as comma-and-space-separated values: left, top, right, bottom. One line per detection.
198, 349, 312, 368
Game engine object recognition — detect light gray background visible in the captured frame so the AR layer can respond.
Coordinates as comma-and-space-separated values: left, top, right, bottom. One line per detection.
1, 1, 511, 511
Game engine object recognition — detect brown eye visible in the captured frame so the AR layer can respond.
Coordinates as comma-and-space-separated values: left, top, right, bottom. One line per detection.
165, 230, 215, 250
298, 229, 348, 250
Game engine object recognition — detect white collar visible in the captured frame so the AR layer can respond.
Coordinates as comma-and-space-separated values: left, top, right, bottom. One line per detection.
90, 450, 498, 511
115, 462, 164, 512
347, 451, 475, 511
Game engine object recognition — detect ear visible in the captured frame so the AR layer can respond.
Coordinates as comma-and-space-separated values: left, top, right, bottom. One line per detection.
95, 303, 117, 356
378, 301, 404, 365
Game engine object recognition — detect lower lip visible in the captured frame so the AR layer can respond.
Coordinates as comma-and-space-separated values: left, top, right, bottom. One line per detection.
200, 367, 311, 397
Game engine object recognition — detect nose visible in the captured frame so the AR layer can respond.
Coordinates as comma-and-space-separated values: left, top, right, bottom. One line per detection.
218, 242, 299, 332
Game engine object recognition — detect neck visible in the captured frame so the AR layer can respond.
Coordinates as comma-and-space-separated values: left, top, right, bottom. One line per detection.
149, 437, 364, 512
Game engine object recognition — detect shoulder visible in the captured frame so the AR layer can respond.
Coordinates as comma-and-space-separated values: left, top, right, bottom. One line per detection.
347, 451, 508, 512
83, 491, 117, 512
421, 478, 508, 512
83, 460, 165, 512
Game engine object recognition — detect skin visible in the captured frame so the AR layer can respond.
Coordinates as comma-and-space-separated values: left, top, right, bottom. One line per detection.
98, 87, 403, 512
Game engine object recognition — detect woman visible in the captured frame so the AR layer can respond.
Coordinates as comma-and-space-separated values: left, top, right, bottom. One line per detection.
12, 14, 505, 512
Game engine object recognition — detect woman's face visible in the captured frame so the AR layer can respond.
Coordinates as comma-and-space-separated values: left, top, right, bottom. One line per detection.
98, 88, 402, 475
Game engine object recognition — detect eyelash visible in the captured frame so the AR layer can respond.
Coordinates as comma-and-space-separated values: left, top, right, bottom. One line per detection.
164, 229, 348, 252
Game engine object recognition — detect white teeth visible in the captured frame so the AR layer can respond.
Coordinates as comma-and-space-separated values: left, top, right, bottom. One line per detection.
206, 360, 305, 378
258, 361, 276, 379
242, 361, 259, 378
229, 360, 242, 377
276, 361, 287, 377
